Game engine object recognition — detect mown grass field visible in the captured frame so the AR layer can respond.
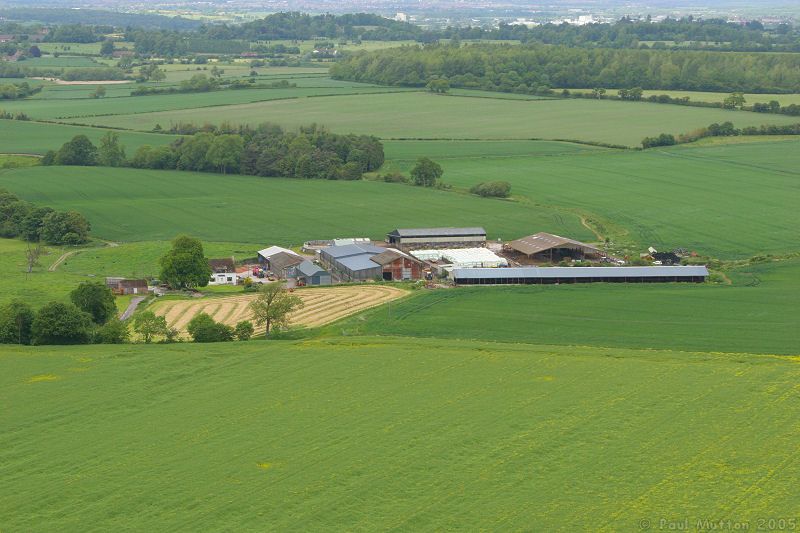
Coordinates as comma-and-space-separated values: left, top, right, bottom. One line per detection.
59, 92, 799, 146
0, 120, 179, 155
338, 259, 800, 356
2, 337, 799, 530
0, 166, 590, 244
383, 138, 800, 259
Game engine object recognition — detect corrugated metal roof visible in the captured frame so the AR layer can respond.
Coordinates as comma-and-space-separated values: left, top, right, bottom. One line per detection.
258, 245, 300, 259
452, 266, 709, 279
388, 227, 487, 238
508, 232, 601, 256
321, 243, 385, 258
297, 260, 327, 277
338, 254, 383, 272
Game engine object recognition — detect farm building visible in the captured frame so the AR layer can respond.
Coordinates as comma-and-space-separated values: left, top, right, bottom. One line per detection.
371, 249, 423, 281
387, 227, 487, 250
319, 243, 422, 282
319, 243, 386, 281
411, 248, 508, 269
208, 258, 238, 285
295, 260, 332, 286
105, 277, 149, 295
507, 232, 603, 262
257, 246, 304, 278
451, 265, 709, 285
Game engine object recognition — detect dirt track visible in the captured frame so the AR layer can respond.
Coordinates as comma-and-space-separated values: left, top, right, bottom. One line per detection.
150, 285, 407, 336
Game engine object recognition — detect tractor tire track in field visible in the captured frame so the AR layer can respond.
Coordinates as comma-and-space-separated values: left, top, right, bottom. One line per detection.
48, 250, 79, 272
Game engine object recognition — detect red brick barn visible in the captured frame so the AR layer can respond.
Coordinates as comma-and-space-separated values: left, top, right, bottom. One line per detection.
371, 249, 423, 281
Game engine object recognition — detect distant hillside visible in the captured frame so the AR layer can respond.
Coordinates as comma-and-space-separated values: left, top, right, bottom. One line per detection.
0, 8, 201, 31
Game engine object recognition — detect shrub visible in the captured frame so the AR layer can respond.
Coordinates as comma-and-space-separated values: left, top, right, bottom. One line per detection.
94, 319, 130, 344
235, 320, 254, 341
187, 313, 234, 342
31, 302, 93, 345
470, 181, 511, 198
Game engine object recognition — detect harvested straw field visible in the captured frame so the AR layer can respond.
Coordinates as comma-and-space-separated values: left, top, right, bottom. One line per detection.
150, 285, 407, 336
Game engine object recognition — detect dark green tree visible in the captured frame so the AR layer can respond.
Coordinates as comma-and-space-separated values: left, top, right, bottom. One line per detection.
187, 313, 234, 342
0, 300, 35, 345
70, 281, 117, 324
54, 135, 97, 166
100, 40, 115, 56
39, 211, 91, 245
94, 318, 130, 344
159, 235, 212, 289
31, 302, 93, 345
410, 157, 443, 187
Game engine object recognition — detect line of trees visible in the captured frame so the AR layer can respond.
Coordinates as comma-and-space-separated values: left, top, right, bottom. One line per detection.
44, 125, 384, 181
0, 188, 91, 245
331, 43, 800, 94
642, 121, 800, 149
0, 81, 40, 100
0, 282, 126, 346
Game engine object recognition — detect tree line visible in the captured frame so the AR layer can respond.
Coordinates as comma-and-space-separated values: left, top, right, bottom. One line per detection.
331, 43, 800, 94
0, 188, 90, 245
641, 121, 800, 149
44, 125, 385, 181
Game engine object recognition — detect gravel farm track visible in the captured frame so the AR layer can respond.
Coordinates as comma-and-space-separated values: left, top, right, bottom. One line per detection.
149, 285, 407, 336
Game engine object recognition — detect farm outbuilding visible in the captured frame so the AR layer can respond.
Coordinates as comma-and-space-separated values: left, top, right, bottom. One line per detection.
295, 260, 332, 286
371, 249, 423, 281
411, 248, 508, 268
451, 265, 709, 285
257, 246, 304, 279
105, 277, 149, 295
319, 243, 386, 281
387, 227, 487, 250
508, 232, 603, 263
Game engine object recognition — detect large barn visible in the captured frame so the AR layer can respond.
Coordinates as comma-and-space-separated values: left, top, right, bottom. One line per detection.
387, 227, 487, 250
319, 244, 422, 282
451, 265, 709, 285
507, 232, 603, 263
257, 246, 304, 279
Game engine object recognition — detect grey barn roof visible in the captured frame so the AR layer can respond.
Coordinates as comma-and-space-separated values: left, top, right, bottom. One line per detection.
297, 260, 327, 277
388, 227, 487, 238
338, 254, 383, 272
321, 243, 385, 259
452, 265, 709, 279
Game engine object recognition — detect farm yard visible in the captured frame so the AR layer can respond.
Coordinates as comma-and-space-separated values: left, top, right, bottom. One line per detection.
150, 285, 407, 336
1, 15, 800, 529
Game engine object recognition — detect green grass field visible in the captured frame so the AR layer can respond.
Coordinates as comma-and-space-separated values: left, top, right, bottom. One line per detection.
337, 259, 800, 355
60, 92, 799, 146
2, 337, 799, 530
0, 120, 179, 155
0, 166, 590, 244
562, 88, 800, 107
0, 85, 414, 122
383, 138, 800, 259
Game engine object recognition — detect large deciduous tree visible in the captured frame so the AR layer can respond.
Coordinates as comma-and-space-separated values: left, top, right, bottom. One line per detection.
71, 281, 117, 324
248, 282, 304, 337
410, 157, 443, 187
31, 302, 93, 345
54, 135, 97, 166
159, 235, 212, 289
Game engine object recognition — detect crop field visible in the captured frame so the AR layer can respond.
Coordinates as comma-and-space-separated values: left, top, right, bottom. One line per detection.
20, 56, 104, 69
384, 138, 800, 259
2, 337, 800, 530
0, 120, 179, 155
562, 88, 800, 107
337, 259, 800, 355
58, 92, 800, 145
0, 85, 415, 122
149, 285, 407, 336
0, 166, 591, 244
